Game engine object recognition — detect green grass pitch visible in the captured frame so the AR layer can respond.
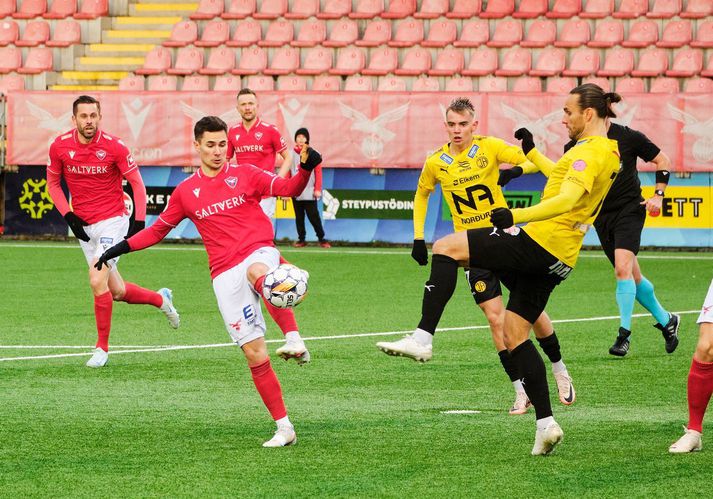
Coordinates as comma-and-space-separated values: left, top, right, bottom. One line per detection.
0, 241, 711, 497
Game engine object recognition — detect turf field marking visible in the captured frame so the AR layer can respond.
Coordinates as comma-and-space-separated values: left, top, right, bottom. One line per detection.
440, 410, 482, 415
0, 310, 700, 363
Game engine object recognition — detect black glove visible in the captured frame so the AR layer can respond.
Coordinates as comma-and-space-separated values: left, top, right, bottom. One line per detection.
94, 240, 130, 271
64, 212, 90, 242
411, 239, 428, 266
491, 207, 514, 230
126, 220, 145, 238
299, 147, 322, 172
498, 166, 523, 187
514, 128, 535, 155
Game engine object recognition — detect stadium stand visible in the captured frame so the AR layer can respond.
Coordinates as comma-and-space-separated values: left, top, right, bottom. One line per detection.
231, 47, 267, 75
622, 20, 659, 48
631, 48, 669, 77
13, 0, 47, 19
513, 75, 542, 92
312, 74, 340, 90
412, 75, 440, 91
453, 20, 489, 47
615, 76, 646, 93
647, 0, 681, 18
74, 0, 107, 20
344, 75, 373, 91
588, 19, 625, 47
194, 20, 230, 48
478, 75, 507, 91
136, 46, 171, 75
650, 76, 680, 92
18, 47, 53, 74
263, 46, 300, 75
291, 19, 326, 47
666, 48, 703, 77
685, 77, 713, 92
462, 47, 498, 76
361, 46, 397, 75
422, 20, 457, 47
514, 0, 548, 18
597, 48, 635, 76
546, 0, 581, 18
214, 74, 241, 90
321, 0, 352, 19
182, 74, 210, 91
118, 73, 144, 90
163, 21, 198, 48
415, 0, 449, 18
199, 47, 236, 75
324, 19, 358, 47
378, 74, 407, 91
44, 0, 77, 19
555, 18, 591, 47
0, 20, 19, 46
394, 46, 431, 75
382, 0, 416, 19
428, 48, 464, 76
221, 0, 255, 19
46, 19, 82, 47
530, 47, 566, 76
563, 48, 600, 76
355, 19, 391, 47
329, 46, 366, 75
614, 0, 648, 18
487, 19, 523, 47
253, 0, 287, 19
580, 0, 614, 18
680, 0, 712, 18
495, 47, 531, 76
389, 19, 424, 47
285, 0, 318, 19
546, 76, 578, 92
258, 20, 293, 47
446, 0, 481, 18
521, 19, 556, 48
226, 20, 261, 47
147, 74, 177, 91
657, 20, 693, 47
691, 20, 713, 48
277, 74, 307, 90
481, 0, 515, 18
167, 47, 203, 75
445, 76, 474, 91
295, 46, 333, 75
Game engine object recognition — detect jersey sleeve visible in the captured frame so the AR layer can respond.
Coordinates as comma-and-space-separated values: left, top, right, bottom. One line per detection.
629, 128, 661, 163
226, 132, 235, 161
491, 137, 528, 166
417, 158, 437, 194
127, 187, 185, 251
563, 146, 598, 193
46, 143, 71, 216
114, 139, 138, 175
273, 127, 288, 154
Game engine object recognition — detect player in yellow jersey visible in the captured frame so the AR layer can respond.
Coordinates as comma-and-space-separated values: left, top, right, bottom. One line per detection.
401, 84, 621, 456
376, 98, 575, 415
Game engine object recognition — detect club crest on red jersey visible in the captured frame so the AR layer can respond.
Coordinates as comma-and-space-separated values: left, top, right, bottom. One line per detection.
255, 132, 263, 141
96, 150, 107, 160
225, 176, 238, 188
69, 150, 75, 159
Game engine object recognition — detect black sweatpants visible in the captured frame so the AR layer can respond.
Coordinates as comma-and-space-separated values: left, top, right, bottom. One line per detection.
293, 199, 325, 242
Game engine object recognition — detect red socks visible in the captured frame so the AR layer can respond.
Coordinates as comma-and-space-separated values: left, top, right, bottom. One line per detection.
121, 282, 163, 307
687, 358, 713, 432
250, 359, 287, 420
94, 291, 113, 352
254, 275, 299, 336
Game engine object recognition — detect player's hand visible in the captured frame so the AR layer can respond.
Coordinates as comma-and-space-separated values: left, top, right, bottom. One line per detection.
641, 195, 663, 216
126, 219, 145, 238
94, 240, 131, 271
514, 128, 535, 155
411, 239, 428, 266
64, 212, 90, 242
491, 207, 514, 230
299, 146, 322, 171
314, 189, 322, 200
498, 166, 523, 187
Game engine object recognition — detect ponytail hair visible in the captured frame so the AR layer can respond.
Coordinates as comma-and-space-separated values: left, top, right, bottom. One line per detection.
603, 92, 622, 118
570, 83, 622, 119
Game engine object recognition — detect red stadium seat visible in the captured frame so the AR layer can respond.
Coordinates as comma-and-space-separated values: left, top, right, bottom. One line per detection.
613, 0, 648, 18
554, 19, 590, 48
388, 20, 424, 48
428, 48, 464, 76
163, 21, 198, 48
167, 47, 203, 75
214, 75, 241, 91
296, 46, 333, 75
691, 20, 713, 49
199, 47, 236, 75
478, 76, 507, 92
0, 46, 22, 73
487, 19, 522, 47
631, 48, 669, 77
119, 74, 144, 91
530, 48, 566, 76
622, 20, 658, 48
277, 75, 307, 90
412, 76, 440, 91
258, 21, 294, 47
415, 0, 449, 19
680, 0, 712, 18
292, 19, 326, 47
344, 75, 373, 91
521, 20, 556, 48
597, 48, 634, 77
650, 77, 679, 93
0, 21, 19, 46
513, 0, 547, 19
453, 20, 489, 47
615, 77, 645, 93
244, 75, 274, 91
546, 0, 581, 18
190, 0, 223, 20
182, 75, 210, 91
646, 0, 681, 18
481, 0, 514, 19
495, 47, 531, 76
147, 75, 177, 91
194, 20, 229, 48
513, 76, 542, 92
462, 47, 498, 76
445, 77, 474, 92
701, 54, 713, 77
17, 47, 53, 74
355, 20, 391, 47
588, 19, 624, 48
264, 46, 300, 75
583, 76, 610, 90
546, 76, 577, 92
394, 46, 431, 76
422, 20, 457, 48
447, 0, 481, 18
312, 74, 341, 91
320, 0, 353, 19
324, 19, 358, 47
44, 0, 76, 19
348, 0, 381, 19
225, 20, 261, 47
253, 0, 287, 19
580, 0, 613, 18
13, 0, 47, 19
657, 20, 692, 48
46, 19, 81, 47
285, 0, 318, 19
378, 75, 407, 91
0, 0, 14, 18
382, 0, 416, 19
228, 49, 270, 74
329, 46, 366, 75
665, 48, 703, 77
136, 46, 172, 75
362, 46, 397, 75
221, 0, 255, 19
684, 77, 713, 93
562, 48, 600, 76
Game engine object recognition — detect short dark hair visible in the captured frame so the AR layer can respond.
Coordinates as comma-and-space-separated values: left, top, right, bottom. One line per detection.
73, 95, 100, 115
237, 88, 256, 99
570, 84, 622, 118
446, 97, 476, 119
194, 116, 228, 141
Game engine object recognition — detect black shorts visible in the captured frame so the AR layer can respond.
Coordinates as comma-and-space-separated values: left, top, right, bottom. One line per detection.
465, 267, 502, 305
594, 203, 646, 266
466, 227, 572, 323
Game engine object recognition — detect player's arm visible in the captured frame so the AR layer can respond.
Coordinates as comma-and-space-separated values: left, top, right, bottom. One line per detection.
115, 142, 147, 237
313, 161, 323, 199
513, 128, 555, 177
46, 144, 90, 242
642, 150, 672, 215
492, 180, 586, 229
412, 160, 436, 265
276, 148, 292, 178
268, 147, 321, 197
226, 136, 235, 162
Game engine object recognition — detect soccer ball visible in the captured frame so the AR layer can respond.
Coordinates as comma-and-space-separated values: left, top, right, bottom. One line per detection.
262, 264, 309, 308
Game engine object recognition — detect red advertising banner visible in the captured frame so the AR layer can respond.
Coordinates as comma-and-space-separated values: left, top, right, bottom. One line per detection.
6, 91, 713, 171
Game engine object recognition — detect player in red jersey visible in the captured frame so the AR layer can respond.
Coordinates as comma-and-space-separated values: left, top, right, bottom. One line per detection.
46, 95, 180, 368
95, 116, 321, 447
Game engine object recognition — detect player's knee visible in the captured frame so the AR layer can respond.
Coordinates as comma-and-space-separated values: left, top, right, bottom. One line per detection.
695, 338, 713, 363
432, 235, 460, 257
614, 265, 633, 280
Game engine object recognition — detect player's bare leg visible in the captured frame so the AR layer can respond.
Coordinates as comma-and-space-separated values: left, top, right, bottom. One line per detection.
533, 312, 575, 405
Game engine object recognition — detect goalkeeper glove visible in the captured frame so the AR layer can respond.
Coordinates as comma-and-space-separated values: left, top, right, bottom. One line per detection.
411, 239, 428, 266
299, 147, 322, 172
126, 219, 145, 238
498, 166, 523, 187
64, 212, 90, 242
514, 128, 535, 155
491, 207, 514, 230
94, 240, 130, 271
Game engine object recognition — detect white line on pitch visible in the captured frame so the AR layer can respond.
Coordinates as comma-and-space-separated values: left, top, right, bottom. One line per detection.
441, 410, 482, 414
0, 310, 700, 363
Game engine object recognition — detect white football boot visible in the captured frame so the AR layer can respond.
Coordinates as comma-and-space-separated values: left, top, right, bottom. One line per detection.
554, 371, 576, 406
276, 339, 311, 365
263, 424, 297, 448
509, 391, 531, 415
159, 288, 180, 329
376, 335, 433, 363
531, 422, 564, 456
86, 347, 109, 368
669, 427, 702, 453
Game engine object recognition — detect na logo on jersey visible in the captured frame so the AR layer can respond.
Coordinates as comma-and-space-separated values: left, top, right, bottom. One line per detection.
69, 151, 75, 159
225, 176, 238, 188
193, 188, 200, 198
255, 132, 263, 141
467, 145, 479, 158
439, 153, 453, 164
96, 150, 107, 160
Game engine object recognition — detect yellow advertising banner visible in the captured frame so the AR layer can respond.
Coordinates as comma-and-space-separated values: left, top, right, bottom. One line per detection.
642, 186, 712, 229
275, 196, 295, 219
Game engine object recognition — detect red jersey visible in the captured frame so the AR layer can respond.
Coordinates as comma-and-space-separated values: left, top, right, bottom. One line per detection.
129, 163, 310, 279
226, 118, 288, 172
47, 129, 137, 224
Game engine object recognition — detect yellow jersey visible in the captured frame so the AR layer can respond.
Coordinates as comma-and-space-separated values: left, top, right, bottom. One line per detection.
523, 136, 620, 267
416, 136, 531, 233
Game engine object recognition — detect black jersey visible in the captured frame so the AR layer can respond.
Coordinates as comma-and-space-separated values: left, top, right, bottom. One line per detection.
564, 123, 660, 214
